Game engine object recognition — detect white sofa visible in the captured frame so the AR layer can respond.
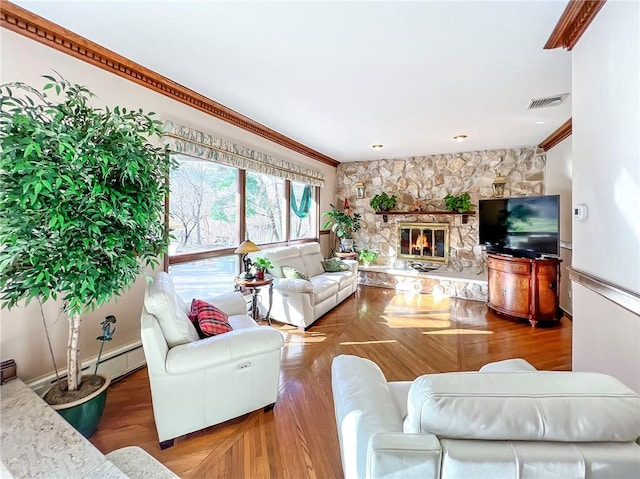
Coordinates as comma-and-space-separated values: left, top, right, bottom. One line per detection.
256, 243, 358, 330
332, 355, 640, 479
141, 272, 284, 448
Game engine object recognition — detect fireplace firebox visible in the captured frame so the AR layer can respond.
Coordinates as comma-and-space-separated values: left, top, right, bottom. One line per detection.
397, 223, 449, 263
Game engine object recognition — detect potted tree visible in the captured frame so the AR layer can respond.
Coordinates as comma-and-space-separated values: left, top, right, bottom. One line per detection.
322, 204, 361, 253
0, 74, 171, 436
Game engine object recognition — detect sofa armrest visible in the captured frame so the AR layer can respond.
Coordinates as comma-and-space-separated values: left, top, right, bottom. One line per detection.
272, 277, 314, 293
342, 259, 358, 273
165, 327, 284, 374
202, 291, 248, 316
367, 433, 441, 479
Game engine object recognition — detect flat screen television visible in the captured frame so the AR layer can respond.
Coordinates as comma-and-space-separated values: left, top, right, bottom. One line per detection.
479, 194, 560, 258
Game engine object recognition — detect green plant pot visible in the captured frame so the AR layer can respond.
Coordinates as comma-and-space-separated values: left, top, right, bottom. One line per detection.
50, 374, 110, 438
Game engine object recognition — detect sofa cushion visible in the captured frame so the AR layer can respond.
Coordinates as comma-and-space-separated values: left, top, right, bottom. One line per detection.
310, 275, 340, 303
260, 246, 307, 278
404, 371, 640, 442
298, 243, 326, 277
144, 272, 200, 347
282, 265, 310, 281
323, 271, 355, 289
322, 257, 349, 272
188, 299, 233, 337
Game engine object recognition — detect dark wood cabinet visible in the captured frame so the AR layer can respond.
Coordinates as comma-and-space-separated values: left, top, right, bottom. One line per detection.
487, 253, 561, 327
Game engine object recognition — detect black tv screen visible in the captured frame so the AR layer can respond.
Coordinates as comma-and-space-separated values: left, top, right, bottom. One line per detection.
479, 195, 560, 258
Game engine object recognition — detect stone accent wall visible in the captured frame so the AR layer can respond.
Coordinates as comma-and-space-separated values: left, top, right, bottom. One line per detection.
336, 147, 546, 273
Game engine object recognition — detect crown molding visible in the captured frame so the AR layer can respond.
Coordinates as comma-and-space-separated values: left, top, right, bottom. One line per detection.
544, 0, 607, 51
0, 1, 339, 168
539, 118, 572, 150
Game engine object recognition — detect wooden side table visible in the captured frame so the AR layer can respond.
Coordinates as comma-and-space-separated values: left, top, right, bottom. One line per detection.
234, 275, 274, 325
335, 252, 357, 260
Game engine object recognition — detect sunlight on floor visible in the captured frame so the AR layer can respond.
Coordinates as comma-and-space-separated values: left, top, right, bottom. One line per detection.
380, 316, 452, 329
422, 329, 493, 335
339, 339, 399, 346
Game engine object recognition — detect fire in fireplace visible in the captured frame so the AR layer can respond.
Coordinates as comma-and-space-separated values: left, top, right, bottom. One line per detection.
397, 223, 449, 263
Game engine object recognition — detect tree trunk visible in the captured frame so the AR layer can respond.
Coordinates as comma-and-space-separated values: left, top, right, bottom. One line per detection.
67, 311, 82, 391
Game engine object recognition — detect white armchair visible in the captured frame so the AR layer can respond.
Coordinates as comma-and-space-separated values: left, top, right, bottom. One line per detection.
332, 355, 640, 479
141, 272, 284, 448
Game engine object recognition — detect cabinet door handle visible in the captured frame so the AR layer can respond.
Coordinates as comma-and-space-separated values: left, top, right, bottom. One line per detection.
501, 287, 507, 296
550, 280, 557, 290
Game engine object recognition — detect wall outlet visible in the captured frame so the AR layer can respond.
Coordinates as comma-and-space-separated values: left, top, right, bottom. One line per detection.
573, 204, 588, 220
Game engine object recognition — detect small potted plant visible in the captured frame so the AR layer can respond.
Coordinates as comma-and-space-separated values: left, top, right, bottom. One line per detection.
253, 256, 274, 280
444, 192, 472, 213
370, 192, 397, 212
358, 250, 378, 267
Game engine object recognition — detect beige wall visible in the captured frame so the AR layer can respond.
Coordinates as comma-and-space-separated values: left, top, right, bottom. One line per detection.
0, 30, 337, 383
570, 1, 640, 392
544, 136, 573, 314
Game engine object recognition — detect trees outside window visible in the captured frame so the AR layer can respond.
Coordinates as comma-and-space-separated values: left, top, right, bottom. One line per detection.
245, 172, 285, 243
169, 156, 238, 254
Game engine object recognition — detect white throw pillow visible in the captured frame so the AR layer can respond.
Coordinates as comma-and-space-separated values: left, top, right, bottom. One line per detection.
144, 272, 200, 347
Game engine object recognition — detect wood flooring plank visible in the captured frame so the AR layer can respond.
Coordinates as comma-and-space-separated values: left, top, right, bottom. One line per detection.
91, 286, 572, 478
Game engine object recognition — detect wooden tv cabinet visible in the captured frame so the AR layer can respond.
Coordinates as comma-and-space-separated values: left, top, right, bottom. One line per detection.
487, 253, 561, 327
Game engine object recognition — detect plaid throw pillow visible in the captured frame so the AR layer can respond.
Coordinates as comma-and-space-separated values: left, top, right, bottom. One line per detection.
322, 257, 349, 272
188, 299, 233, 337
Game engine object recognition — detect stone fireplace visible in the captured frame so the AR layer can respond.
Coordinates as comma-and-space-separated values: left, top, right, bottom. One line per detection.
397, 223, 448, 263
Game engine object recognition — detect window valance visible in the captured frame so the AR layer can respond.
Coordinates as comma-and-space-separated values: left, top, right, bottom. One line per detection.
162, 121, 325, 187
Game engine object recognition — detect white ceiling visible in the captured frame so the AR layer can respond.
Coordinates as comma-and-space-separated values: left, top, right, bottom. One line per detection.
15, 1, 572, 163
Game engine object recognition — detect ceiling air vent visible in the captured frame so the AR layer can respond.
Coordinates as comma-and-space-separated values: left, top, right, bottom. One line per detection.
526, 93, 569, 110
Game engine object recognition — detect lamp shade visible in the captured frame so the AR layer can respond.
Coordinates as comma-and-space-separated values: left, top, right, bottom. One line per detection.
234, 240, 261, 254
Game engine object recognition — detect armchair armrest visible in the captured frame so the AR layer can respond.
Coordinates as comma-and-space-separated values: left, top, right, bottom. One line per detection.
202, 291, 247, 316
165, 327, 283, 374
272, 278, 314, 293
367, 433, 441, 479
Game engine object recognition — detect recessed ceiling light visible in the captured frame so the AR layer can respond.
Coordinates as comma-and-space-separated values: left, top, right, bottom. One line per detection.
372, 144, 384, 149
453, 135, 467, 142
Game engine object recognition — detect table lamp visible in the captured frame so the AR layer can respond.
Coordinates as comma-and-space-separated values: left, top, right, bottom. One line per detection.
235, 240, 261, 279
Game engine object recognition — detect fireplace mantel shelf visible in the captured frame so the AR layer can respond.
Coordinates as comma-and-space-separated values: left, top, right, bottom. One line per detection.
375, 210, 476, 224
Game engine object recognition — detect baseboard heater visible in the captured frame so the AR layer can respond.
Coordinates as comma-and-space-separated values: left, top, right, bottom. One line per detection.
27, 341, 146, 396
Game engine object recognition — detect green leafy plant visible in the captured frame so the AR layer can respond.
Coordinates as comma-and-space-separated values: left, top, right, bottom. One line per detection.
0, 74, 172, 399
369, 192, 397, 212
358, 249, 378, 266
252, 256, 274, 272
444, 192, 472, 213
322, 204, 361, 239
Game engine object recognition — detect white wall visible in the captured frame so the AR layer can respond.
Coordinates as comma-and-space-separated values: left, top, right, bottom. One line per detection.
572, 1, 640, 294
544, 136, 573, 314
570, 1, 640, 391
0, 30, 337, 383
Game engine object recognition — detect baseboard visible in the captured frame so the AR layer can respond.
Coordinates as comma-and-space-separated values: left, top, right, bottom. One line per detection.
27, 341, 146, 396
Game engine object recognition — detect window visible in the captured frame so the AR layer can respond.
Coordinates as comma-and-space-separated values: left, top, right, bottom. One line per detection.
245, 172, 285, 243
290, 182, 315, 240
167, 155, 318, 302
169, 256, 238, 298
169, 155, 238, 254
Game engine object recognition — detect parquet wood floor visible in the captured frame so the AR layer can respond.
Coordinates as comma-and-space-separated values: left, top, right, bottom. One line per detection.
90, 285, 572, 478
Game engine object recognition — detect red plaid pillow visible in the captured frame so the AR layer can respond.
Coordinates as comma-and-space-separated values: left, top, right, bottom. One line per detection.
188, 299, 233, 337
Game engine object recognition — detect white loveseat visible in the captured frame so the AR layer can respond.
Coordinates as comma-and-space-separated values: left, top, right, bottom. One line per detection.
256, 243, 358, 330
141, 272, 284, 448
332, 355, 640, 479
